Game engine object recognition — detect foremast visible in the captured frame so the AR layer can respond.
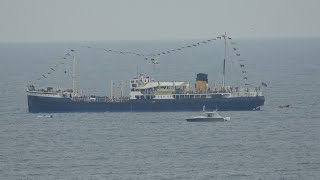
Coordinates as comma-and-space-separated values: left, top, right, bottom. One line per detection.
71, 49, 76, 97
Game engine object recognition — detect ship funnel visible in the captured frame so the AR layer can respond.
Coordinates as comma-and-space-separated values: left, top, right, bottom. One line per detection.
196, 73, 208, 92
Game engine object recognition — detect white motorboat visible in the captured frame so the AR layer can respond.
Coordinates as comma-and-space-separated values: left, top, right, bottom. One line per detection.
186, 111, 230, 122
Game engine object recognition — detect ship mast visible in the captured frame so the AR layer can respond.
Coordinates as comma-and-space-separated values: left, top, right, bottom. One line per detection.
222, 32, 227, 90
71, 49, 76, 97
110, 80, 114, 101
120, 81, 124, 98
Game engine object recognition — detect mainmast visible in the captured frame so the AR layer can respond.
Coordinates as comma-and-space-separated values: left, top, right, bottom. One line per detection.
71, 49, 76, 97
222, 32, 227, 90
120, 81, 124, 97
110, 80, 114, 101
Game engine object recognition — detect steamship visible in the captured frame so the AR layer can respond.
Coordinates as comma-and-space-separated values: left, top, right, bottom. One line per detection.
27, 34, 265, 113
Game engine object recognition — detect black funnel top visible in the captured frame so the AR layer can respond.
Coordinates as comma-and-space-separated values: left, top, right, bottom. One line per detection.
196, 73, 208, 82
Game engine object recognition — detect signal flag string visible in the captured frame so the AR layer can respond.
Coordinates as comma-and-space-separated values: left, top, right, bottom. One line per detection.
81, 38, 217, 64
30, 36, 251, 87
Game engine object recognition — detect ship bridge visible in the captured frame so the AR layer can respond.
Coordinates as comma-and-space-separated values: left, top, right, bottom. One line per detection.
135, 81, 189, 90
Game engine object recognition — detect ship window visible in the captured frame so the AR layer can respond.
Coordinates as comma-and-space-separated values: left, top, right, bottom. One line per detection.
131, 80, 134, 83
132, 84, 137, 87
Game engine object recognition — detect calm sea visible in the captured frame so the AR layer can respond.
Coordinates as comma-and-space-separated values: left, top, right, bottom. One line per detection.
0, 39, 320, 179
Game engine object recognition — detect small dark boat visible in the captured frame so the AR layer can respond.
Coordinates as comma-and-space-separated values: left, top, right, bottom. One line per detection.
279, 105, 290, 108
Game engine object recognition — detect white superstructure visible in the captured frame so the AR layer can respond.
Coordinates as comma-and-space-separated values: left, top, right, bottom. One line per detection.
129, 73, 190, 99
128, 73, 262, 100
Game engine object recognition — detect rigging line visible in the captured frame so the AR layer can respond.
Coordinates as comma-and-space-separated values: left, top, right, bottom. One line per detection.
224, 38, 251, 86
32, 51, 73, 84
225, 38, 239, 57
226, 53, 241, 86
145, 38, 217, 58
81, 38, 217, 59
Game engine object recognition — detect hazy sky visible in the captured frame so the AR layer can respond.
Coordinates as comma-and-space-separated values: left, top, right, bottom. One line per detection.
1, 0, 319, 42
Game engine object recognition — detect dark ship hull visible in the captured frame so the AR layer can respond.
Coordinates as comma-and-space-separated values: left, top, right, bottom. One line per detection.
27, 95, 265, 113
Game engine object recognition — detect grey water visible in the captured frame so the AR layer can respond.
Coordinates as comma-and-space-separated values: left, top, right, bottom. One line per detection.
0, 38, 320, 179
